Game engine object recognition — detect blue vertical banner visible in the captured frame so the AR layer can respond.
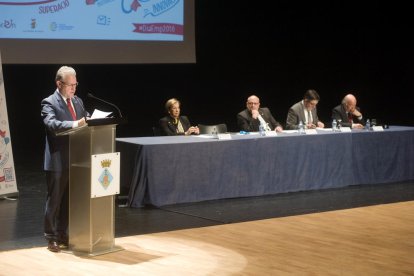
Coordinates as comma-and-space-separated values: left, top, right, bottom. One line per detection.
0, 51, 18, 197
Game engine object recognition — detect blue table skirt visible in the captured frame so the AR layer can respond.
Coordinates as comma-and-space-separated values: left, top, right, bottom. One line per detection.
116, 126, 414, 207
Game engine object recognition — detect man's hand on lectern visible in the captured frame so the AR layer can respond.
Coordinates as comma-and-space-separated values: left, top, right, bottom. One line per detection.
78, 117, 87, 127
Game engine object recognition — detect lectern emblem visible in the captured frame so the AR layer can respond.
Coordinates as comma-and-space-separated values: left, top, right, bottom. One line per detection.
98, 159, 113, 189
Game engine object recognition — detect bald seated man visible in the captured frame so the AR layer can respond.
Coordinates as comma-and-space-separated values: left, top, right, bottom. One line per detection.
237, 95, 283, 132
332, 94, 365, 129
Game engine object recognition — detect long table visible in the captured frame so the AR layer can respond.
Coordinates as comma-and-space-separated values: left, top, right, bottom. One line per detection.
116, 126, 414, 208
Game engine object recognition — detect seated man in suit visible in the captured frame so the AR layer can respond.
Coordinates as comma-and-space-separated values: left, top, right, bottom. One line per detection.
237, 95, 283, 132
159, 98, 199, 136
286, 89, 325, 130
332, 94, 364, 129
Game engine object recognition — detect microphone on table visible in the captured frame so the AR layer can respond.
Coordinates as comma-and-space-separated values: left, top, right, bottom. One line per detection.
87, 93, 123, 118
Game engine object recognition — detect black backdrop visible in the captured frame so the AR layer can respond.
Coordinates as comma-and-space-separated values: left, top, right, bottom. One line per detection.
3, 1, 413, 160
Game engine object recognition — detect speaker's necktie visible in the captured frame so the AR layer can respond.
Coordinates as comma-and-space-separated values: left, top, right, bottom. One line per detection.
66, 98, 76, 120
348, 112, 353, 123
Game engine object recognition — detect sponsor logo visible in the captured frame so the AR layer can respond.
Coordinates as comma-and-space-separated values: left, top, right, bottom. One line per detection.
49, 21, 57, 31
49, 21, 74, 31
0, 19, 16, 29
23, 18, 44, 33
31, 18, 36, 29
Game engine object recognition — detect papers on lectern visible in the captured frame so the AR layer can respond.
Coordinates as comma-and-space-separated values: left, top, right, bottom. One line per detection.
90, 109, 112, 119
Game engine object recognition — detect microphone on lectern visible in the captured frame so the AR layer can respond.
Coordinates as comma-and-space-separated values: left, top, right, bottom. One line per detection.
87, 93, 123, 118
73, 96, 88, 118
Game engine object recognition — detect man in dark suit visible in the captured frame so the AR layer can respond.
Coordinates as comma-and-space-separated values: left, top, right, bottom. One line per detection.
41, 66, 88, 252
237, 95, 283, 132
332, 94, 364, 129
286, 89, 325, 130
159, 98, 199, 136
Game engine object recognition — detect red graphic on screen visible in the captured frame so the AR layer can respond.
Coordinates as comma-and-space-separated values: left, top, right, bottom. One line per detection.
133, 23, 183, 35
131, 0, 140, 11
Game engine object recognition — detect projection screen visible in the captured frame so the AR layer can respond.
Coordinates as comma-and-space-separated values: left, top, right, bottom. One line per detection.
0, 0, 195, 64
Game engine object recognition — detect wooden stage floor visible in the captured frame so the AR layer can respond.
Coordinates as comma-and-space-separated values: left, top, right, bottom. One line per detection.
1, 153, 414, 275
0, 201, 413, 275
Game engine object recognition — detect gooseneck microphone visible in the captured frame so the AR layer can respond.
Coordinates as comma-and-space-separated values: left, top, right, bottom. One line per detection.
73, 96, 88, 118
87, 93, 123, 118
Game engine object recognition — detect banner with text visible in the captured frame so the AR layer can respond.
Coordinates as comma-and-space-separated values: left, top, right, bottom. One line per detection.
0, 52, 18, 197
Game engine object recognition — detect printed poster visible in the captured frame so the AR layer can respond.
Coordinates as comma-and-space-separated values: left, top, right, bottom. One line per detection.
0, 51, 18, 197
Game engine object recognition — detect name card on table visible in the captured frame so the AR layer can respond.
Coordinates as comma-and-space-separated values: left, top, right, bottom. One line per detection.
265, 131, 277, 137
372, 126, 384, 131
305, 129, 318, 135
217, 133, 232, 140
339, 127, 352, 132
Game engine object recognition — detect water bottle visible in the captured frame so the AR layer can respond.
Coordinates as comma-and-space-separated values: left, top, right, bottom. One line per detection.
332, 119, 337, 132
298, 120, 305, 134
259, 123, 265, 136
365, 119, 370, 131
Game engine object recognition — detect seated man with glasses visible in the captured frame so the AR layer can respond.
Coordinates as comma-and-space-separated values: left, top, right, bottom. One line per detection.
285, 89, 325, 130
237, 94, 283, 132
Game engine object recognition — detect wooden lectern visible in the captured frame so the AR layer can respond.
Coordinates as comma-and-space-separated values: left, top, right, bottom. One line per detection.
58, 118, 125, 256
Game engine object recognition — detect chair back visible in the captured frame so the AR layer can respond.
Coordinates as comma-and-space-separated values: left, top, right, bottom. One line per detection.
152, 126, 162, 136
198, 124, 227, 134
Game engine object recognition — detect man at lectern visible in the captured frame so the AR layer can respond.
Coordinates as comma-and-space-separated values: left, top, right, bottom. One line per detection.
41, 66, 88, 252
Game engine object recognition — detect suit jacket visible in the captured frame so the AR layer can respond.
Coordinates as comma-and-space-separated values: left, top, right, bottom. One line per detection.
332, 104, 364, 128
41, 90, 87, 172
237, 107, 281, 132
286, 101, 320, 130
159, 115, 192, 136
